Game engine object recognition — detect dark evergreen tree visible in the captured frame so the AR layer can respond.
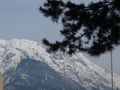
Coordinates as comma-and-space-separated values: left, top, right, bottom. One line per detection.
39, 0, 120, 56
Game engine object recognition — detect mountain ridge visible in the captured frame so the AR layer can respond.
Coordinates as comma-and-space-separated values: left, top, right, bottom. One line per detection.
0, 39, 119, 90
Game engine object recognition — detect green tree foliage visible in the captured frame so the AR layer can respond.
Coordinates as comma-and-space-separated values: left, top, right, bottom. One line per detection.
40, 0, 120, 56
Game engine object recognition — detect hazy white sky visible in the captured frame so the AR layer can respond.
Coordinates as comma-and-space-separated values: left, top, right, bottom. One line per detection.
0, 0, 120, 75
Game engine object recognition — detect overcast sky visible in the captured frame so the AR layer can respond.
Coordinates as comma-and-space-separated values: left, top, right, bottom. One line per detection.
0, 0, 120, 75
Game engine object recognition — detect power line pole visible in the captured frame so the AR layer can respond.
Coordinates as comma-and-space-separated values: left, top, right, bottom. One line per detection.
111, 50, 114, 90
0, 74, 3, 90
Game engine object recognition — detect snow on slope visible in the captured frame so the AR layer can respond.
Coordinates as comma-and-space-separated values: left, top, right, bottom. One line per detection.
0, 39, 120, 89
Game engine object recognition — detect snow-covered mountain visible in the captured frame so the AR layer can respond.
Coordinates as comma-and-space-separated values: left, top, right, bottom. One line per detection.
0, 39, 119, 90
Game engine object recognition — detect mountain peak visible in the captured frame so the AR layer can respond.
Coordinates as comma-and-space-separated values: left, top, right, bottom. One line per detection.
0, 39, 120, 90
